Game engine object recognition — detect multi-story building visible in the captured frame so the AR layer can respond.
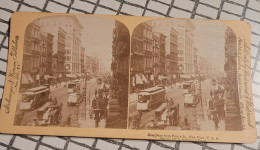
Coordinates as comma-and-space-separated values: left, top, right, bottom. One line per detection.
38, 18, 66, 79
159, 33, 166, 76
131, 23, 152, 90
38, 16, 82, 78
152, 33, 160, 78
193, 47, 198, 77
80, 46, 85, 76
224, 27, 242, 131
173, 20, 195, 80
152, 22, 179, 82
39, 32, 54, 81
111, 21, 130, 85
198, 56, 210, 76
22, 22, 41, 87
109, 21, 130, 128
169, 28, 178, 82
62, 16, 83, 76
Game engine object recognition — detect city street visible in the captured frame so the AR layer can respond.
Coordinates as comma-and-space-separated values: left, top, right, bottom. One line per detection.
19, 78, 100, 127
129, 79, 225, 131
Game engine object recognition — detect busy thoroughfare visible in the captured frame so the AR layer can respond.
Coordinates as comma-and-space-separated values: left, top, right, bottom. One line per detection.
129, 78, 225, 131
16, 77, 106, 128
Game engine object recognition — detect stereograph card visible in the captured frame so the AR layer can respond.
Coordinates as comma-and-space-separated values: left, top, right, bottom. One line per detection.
0, 12, 257, 143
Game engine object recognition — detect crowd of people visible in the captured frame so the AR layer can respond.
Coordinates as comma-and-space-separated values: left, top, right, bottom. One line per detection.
91, 82, 110, 128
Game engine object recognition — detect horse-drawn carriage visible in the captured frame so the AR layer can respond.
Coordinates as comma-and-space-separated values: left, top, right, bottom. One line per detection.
146, 103, 180, 129
33, 102, 63, 126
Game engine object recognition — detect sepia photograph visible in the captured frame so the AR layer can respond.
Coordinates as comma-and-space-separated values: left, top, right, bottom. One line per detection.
128, 19, 242, 131
14, 15, 130, 129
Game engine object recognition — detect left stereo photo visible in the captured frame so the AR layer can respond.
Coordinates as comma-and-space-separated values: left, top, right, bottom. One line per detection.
14, 15, 130, 129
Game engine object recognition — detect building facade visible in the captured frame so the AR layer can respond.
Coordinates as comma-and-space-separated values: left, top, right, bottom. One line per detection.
130, 23, 153, 91
22, 22, 41, 87
224, 27, 242, 131
172, 20, 196, 80
38, 18, 67, 79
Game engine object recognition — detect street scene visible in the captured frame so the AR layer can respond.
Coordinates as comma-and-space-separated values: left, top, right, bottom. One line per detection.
129, 20, 242, 131
14, 16, 130, 129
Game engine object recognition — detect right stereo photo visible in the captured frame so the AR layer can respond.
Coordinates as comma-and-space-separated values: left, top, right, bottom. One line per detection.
128, 19, 242, 131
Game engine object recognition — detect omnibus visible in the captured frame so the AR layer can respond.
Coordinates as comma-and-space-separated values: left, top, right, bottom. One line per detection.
19, 86, 50, 110
136, 86, 165, 111
67, 80, 80, 93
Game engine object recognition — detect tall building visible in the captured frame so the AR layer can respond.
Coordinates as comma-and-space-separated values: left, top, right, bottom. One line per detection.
130, 23, 153, 90
37, 18, 66, 79
152, 33, 160, 78
224, 27, 242, 131
62, 16, 83, 76
80, 46, 85, 76
39, 32, 54, 80
38, 16, 82, 77
193, 47, 198, 76
159, 33, 166, 76
172, 20, 196, 80
152, 22, 179, 82
109, 21, 130, 128
169, 28, 178, 82
22, 22, 41, 87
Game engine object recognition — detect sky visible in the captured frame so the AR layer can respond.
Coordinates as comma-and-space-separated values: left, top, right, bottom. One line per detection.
192, 20, 227, 72
77, 16, 115, 72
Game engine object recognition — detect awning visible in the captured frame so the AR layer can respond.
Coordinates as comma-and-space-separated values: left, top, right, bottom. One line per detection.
36, 74, 40, 80
21, 74, 29, 84
150, 75, 154, 81
135, 74, 143, 85
48, 76, 55, 79
44, 75, 49, 80
180, 75, 191, 79
200, 73, 204, 77
77, 73, 81, 77
158, 75, 168, 80
66, 74, 76, 78
27, 74, 34, 83
140, 74, 148, 83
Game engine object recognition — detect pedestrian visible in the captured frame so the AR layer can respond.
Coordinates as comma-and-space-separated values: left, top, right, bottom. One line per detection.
208, 98, 214, 119
94, 110, 100, 128
212, 111, 219, 130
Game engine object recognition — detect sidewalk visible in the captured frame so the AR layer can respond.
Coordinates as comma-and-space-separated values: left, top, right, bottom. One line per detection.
197, 109, 225, 131
78, 105, 106, 128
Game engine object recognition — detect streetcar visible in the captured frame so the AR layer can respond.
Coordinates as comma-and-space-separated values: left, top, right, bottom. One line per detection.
136, 86, 165, 111
182, 81, 195, 94
67, 80, 80, 93
19, 86, 50, 110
